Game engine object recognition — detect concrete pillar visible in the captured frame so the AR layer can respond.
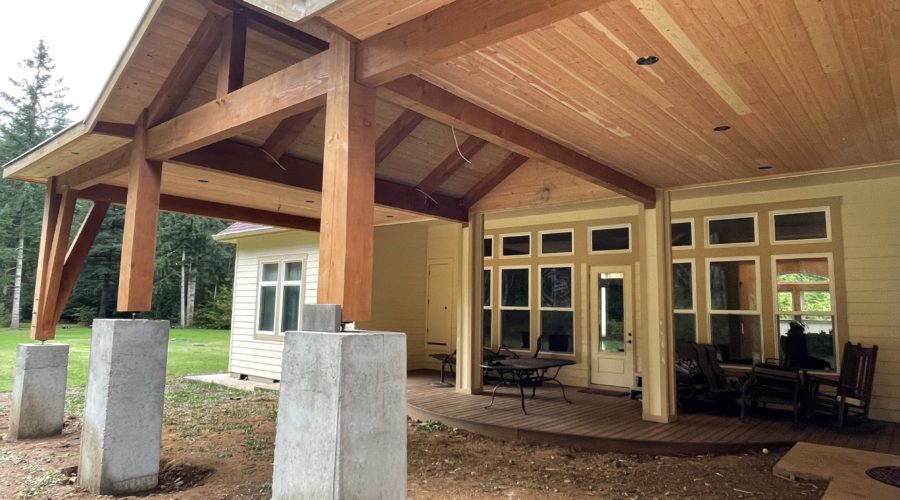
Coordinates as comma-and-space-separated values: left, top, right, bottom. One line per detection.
272, 305, 407, 500
9, 343, 69, 439
78, 319, 169, 495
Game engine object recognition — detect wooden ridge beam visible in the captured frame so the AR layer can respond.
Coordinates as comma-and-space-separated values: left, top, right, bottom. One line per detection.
79, 184, 321, 232
462, 152, 528, 207
416, 136, 486, 195
204, 0, 330, 52
356, 0, 610, 86
217, 9, 247, 98
380, 76, 656, 206
262, 107, 321, 160
54, 201, 110, 321
30, 178, 62, 341
56, 144, 132, 191
173, 140, 469, 222
147, 12, 226, 126
146, 50, 328, 160
375, 109, 424, 166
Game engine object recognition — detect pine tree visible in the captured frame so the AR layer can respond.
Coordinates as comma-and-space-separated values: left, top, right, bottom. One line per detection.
0, 41, 76, 328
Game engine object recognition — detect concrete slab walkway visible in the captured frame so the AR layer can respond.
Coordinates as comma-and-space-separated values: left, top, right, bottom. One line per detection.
185, 373, 279, 392
775, 442, 900, 499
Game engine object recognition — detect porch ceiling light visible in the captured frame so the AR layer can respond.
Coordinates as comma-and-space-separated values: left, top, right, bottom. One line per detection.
713, 125, 732, 132
636, 55, 659, 66
758, 165, 773, 170
197, 179, 209, 183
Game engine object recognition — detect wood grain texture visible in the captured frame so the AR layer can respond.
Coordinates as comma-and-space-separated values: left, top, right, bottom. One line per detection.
54, 201, 110, 321
375, 109, 424, 166
462, 152, 528, 207
35, 188, 78, 339
217, 11, 247, 97
317, 36, 377, 321
416, 135, 486, 195
30, 178, 62, 341
262, 107, 321, 159
56, 144, 132, 191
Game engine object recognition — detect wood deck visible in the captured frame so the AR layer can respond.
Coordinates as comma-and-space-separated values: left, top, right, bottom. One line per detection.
406, 370, 900, 456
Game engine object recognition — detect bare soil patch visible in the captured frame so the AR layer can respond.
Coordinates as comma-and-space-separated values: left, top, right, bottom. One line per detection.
0, 380, 825, 499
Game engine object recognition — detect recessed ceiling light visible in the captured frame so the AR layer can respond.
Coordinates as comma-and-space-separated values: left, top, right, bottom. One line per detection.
713, 125, 732, 132
305, 200, 315, 204
197, 179, 209, 183
758, 165, 773, 171
386, 215, 394, 219
636, 55, 659, 66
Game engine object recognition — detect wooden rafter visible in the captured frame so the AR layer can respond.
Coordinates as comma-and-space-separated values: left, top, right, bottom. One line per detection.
375, 109, 424, 166
262, 107, 321, 160
92, 121, 135, 138
462, 153, 528, 207
146, 50, 328, 160
217, 10, 247, 98
146, 12, 226, 126
56, 144, 132, 191
54, 201, 111, 321
416, 136, 486, 195
380, 76, 656, 206
173, 140, 468, 222
356, 0, 610, 86
30, 178, 62, 341
79, 184, 321, 232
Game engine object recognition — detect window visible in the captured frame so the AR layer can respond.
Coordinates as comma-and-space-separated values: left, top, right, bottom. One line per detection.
589, 224, 631, 253
772, 209, 829, 242
500, 267, 530, 349
256, 257, 305, 336
671, 219, 693, 248
707, 258, 761, 365
539, 266, 573, 353
775, 256, 836, 371
706, 214, 757, 246
540, 230, 573, 256
501, 233, 530, 257
672, 261, 696, 346
483, 268, 492, 347
484, 236, 493, 259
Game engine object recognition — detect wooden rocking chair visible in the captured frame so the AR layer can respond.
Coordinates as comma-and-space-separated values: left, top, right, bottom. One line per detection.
807, 342, 878, 428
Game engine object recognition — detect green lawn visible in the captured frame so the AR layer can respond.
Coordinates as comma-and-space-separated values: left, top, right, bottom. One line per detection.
0, 325, 230, 393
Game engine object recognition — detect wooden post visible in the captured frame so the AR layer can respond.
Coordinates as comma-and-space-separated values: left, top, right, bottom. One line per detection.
456, 213, 484, 394
118, 111, 163, 312
54, 201, 111, 320
317, 35, 377, 322
34, 188, 79, 337
639, 189, 677, 423
30, 178, 62, 340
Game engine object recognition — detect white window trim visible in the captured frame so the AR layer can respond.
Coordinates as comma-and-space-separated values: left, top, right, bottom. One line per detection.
483, 267, 493, 347
499, 232, 532, 259
499, 265, 531, 352
538, 264, 575, 354
588, 223, 632, 254
254, 255, 307, 337
704, 213, 759, 248
671, 218, 695, 249
672, 258, 697, 344
705, 255, 763, 362
538, 229, 575, 257
769, 206, 832, 245
484, 235, 494, 260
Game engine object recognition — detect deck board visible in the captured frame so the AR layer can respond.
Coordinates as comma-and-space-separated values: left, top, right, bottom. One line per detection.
406, 370, 900, 456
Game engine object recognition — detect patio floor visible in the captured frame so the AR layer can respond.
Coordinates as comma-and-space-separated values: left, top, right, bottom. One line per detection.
406, 370, 900, 456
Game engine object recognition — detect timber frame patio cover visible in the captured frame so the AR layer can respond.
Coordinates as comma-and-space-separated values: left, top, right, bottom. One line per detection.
4, 0, 899, 424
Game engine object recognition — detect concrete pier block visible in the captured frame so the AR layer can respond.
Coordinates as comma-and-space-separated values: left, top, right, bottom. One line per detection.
272, 329, 407, 499
9, 343, 69, 439
78, 319, 169, 495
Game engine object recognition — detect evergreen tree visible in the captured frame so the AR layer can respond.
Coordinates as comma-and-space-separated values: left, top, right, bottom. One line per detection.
0, 41, 76, 328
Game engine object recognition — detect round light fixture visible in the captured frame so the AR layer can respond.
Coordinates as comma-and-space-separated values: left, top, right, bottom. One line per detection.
713, 125, 732, 132
636, 55, 659, 66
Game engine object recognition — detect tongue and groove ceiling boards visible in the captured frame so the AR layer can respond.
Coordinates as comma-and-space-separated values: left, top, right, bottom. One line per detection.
5, 0, 899, 221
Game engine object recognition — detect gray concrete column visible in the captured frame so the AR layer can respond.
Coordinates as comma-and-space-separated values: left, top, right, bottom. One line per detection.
78, 319, 169, 495
9, 343, 69, 439
272, 304, 407, 500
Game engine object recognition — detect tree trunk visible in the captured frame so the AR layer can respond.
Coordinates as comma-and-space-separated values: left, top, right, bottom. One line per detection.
9, 231, 24, 329
180, 249, 186, 328
187, 265, 197, 327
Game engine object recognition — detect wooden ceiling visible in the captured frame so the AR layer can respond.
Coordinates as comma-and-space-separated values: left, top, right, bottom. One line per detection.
5, 0, 898, 224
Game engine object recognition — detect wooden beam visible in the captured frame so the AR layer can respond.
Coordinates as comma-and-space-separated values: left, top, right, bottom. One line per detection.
146, 51, 328, 160
56, 144, 132, 191
34, 188, 78, 339
54, 201, 110, 321
262, 107, 320, 160
317, 35, 376, 322
79, 184, 321, 232
92, 121, 135, 138
244, 9, 329, 53
416, 136, 486, 195
462, 152, 528, 207
173, 140, 469, 221
30, 178, 62, 341
380, 76, 656, 205
118, 112, 162, 312
217, 10, 247, 98
147, 12, 225, 126
375, 109, 424, 166
356, 0, 609, 86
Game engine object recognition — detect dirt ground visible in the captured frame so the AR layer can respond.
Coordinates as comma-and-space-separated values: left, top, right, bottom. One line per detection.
0, 380, 826, 499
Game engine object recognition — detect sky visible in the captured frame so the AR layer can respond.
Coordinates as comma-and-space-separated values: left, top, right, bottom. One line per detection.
0, 0, 152, 121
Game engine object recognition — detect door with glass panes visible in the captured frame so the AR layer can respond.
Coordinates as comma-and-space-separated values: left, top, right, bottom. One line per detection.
589, 266, 634, 387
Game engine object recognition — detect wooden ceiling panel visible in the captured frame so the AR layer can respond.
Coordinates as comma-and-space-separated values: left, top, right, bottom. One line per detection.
317, 0, 456, 40
439, 142, 512, 197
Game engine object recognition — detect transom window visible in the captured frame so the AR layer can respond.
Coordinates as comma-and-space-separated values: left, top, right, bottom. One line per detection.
256, 258, 305, 336
775, 256, 836, 371
501, 233, 531, 257
671, 219, 694, 248
772, 208, 830, 242
540, 230, 574, 256
484, 236, 493, 259
589, 224, 631, 253
706, 214, 757, 246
